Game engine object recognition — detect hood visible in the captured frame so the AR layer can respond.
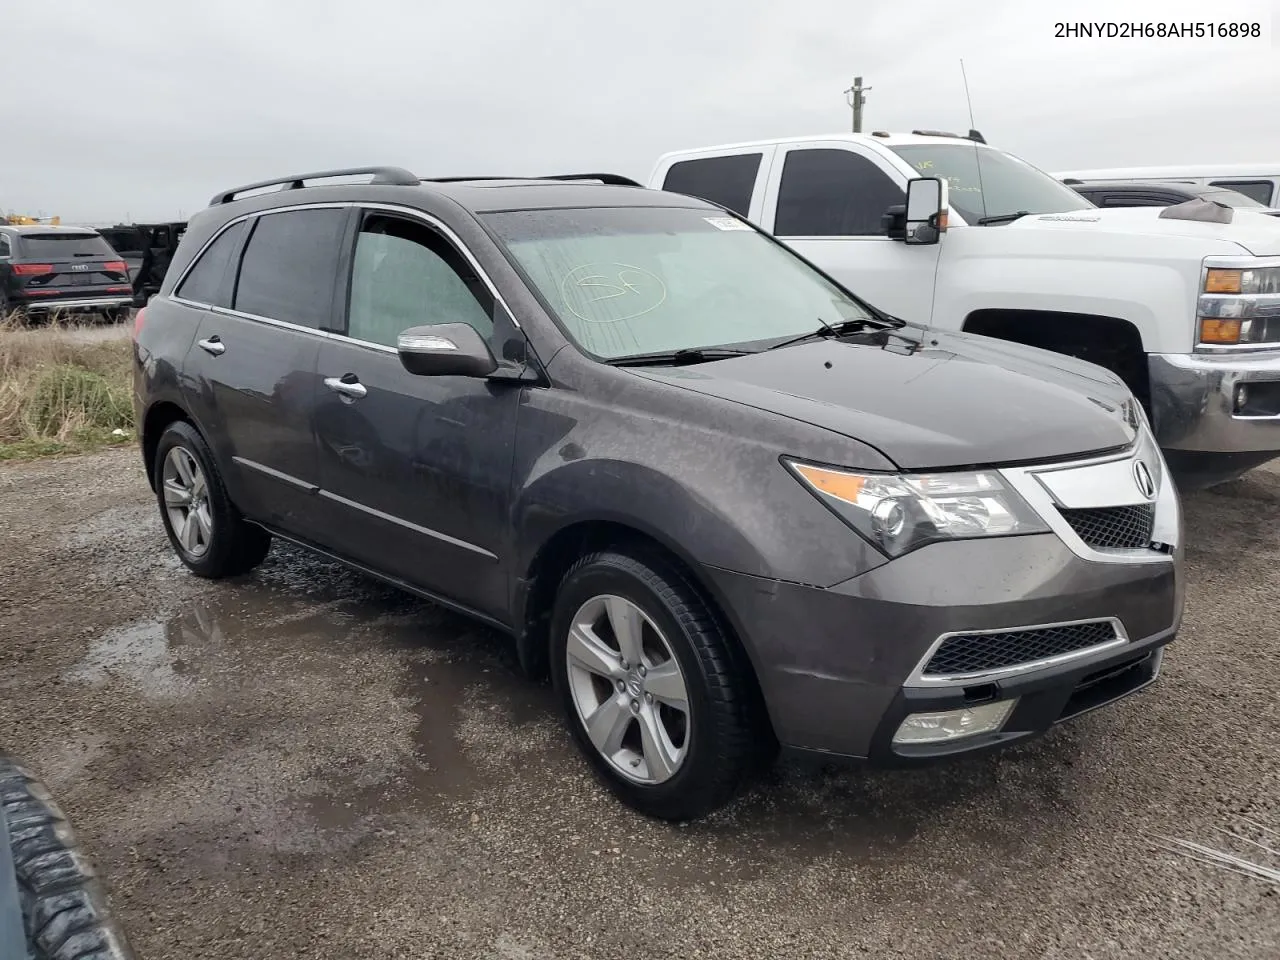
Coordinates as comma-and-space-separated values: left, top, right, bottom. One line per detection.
629, 328, 1137, 471
1006, 205, 1280, 256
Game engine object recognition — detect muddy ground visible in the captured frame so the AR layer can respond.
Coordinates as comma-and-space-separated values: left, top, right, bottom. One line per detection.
0, 449, 1277, 959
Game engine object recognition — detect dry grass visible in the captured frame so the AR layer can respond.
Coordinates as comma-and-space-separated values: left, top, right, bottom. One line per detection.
0, 312, 135, 460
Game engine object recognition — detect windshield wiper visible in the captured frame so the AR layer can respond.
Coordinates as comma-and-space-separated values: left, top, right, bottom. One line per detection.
766, 315, 904, 352
605, 347, 754, 367
976, 210, 1033, 225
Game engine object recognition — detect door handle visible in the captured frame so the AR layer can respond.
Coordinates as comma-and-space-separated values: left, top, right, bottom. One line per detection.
324, 375, 368, 400
197, 336, 225, 356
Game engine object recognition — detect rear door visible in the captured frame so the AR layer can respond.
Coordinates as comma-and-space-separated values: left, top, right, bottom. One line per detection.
178, 206, 350, 538
11, 231, 131, 305
310, 207, 522, 620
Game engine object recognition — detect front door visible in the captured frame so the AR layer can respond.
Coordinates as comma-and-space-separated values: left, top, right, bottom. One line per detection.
311, 209, 523, 621
760, 141, 943, 325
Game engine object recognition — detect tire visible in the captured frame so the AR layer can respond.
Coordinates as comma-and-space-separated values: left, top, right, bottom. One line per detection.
153, 420, 271, 578
0, 759, 136, 960
550, 549, 763, 821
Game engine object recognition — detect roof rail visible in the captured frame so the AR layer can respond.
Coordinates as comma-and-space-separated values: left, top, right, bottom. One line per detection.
1061, 178, 1083, 185
423, 173, 642, 187
209, 166, 420, 206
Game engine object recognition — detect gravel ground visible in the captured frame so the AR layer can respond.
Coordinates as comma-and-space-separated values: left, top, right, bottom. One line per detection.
0, 449, 1277, 959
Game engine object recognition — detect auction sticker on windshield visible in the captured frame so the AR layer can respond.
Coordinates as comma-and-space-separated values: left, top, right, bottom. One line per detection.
703, 217, 752, 231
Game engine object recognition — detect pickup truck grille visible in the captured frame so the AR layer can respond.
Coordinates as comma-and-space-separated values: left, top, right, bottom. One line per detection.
924, 620, 1120, 677
1059, 504, 1155, 550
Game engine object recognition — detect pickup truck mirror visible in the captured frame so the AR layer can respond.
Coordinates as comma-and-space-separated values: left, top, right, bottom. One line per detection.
397, 322, 499, 378
899, 177, 949, 245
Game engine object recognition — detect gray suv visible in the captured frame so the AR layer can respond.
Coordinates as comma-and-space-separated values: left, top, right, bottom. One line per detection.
132, 167, 1184, 821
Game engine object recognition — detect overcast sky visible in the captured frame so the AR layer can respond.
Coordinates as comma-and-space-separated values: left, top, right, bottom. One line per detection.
2, 0, 1276, 223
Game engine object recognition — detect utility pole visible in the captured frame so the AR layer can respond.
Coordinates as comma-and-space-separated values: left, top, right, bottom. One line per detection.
844, 77, 870, 133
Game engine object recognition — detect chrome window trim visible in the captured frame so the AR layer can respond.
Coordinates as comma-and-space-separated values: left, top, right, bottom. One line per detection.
167, 199, 522, 348
903, 617, 1129, 688
999, 427, 1178, 565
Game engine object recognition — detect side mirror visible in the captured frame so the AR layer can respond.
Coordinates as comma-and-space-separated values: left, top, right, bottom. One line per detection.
902, 177, 949, 245
397, 322, 498, 378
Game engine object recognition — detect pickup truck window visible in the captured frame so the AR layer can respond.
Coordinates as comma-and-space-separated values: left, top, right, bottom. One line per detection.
889, 145, 1091, 225
1209, 180, 1274, 205
774, 148, 904, 237
485, 205, 875, 361
662, 154, 760, 217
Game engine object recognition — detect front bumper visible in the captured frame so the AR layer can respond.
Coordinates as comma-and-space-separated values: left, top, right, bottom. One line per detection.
1149, 349, 1280, 465
704, 436, 1183, 763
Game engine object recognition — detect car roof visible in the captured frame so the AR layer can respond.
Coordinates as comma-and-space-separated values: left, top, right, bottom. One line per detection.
653, 131, 991, 162
1069, 180, 1216, 193
1054, 164, 1280, 180
422, 178, 716, 213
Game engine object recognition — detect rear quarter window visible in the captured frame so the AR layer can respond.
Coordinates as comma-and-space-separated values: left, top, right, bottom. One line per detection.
16, 233, 115, 259
175, 219, 250, 308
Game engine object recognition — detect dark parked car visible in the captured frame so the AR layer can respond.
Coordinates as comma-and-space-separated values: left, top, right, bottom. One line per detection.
132, 166, 1184, 820
0, 226, 134, 321
96, 222, 187, 306
1064, 179, 1280, 216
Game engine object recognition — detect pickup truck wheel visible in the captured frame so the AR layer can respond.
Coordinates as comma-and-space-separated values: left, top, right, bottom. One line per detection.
0, 759, 136, 960
153, 421, 271, 578
550, 549, 762, 821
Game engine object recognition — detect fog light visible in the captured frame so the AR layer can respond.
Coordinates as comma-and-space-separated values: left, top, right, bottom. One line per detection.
892, 700, 1016, 745
1235, 384, 1249, 413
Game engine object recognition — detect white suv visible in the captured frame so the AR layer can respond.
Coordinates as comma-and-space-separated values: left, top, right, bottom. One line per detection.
650, 132, 1280, 488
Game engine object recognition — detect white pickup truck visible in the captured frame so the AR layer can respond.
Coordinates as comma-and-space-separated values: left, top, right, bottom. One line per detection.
648, 132, 1280, 488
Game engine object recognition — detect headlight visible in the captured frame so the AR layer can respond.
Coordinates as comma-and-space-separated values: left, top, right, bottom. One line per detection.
1204, 266, 1280, 296
785, 460, 1049, 557
1199, 264, 1280, 347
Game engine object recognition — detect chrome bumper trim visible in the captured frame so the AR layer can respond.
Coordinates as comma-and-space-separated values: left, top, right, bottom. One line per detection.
1149, 350, 1280, 453
20, 297, 133, 311
903, 617, 1129, 688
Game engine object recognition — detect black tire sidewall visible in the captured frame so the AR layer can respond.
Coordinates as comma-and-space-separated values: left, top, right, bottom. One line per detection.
153, 421, 242, 577
550, 554, 734, 815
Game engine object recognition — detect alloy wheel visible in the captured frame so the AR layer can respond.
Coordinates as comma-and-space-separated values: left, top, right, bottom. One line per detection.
565, 594, 692, 784
161, 446, 213, 558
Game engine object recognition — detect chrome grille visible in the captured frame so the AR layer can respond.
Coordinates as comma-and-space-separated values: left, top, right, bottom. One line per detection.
924, 620, 1120, 677
1059, 504, 1155, 550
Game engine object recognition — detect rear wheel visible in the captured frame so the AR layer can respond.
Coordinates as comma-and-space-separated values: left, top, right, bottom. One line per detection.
153, 421, 271, 578
550, 549, 763, 821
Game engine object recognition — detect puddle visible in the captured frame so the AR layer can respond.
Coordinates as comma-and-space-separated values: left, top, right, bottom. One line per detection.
67, 619, 200, 697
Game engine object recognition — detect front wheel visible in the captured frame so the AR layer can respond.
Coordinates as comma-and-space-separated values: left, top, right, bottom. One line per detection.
550, 549, 765, 821
153, 421, 271, 578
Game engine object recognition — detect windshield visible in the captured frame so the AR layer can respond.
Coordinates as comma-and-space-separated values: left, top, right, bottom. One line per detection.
17, 233, 115, 258
889, 144, 1093, 224
483, 206, 877, 360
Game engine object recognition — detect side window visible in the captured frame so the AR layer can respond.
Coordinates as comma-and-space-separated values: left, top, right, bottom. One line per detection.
1209, 180, 1274, 205
0, 235, 10, 258
174, 219, 249, 308
662, 154, 761, 217
346, 214, 494, 349
235, 208, 348, 327
774, 148, 905, 237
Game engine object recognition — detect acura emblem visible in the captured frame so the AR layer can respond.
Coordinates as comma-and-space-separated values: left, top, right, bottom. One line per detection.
1133, 460, 1156, 500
